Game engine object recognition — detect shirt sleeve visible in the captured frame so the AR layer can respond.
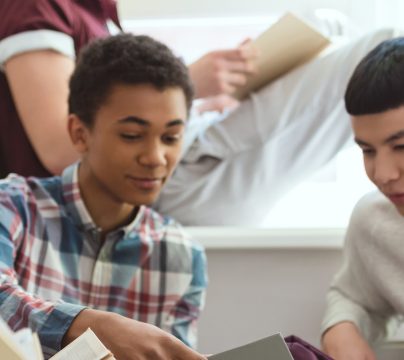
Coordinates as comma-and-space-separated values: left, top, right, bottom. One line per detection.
0, 182, 86, 357
321, 198, 395, 343
166, 243, 208, 348
0, 0, 76, 66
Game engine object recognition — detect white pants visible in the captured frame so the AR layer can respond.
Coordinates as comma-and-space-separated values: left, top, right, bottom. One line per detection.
154, 29, 396, 226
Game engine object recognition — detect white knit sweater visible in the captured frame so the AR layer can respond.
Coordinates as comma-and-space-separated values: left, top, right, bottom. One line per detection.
321, 190, 404, 342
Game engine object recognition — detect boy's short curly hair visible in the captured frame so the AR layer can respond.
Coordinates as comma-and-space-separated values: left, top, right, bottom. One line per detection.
68, 33, 194, 126
345, 37, 404, 115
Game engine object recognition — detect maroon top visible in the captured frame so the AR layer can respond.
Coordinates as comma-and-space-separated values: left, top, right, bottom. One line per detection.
0, 0, 120, 177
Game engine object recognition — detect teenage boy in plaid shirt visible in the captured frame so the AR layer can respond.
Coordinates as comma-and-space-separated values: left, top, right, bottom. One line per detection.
0, 34, 207, 360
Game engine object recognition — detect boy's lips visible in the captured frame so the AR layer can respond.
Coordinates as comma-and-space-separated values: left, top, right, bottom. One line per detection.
126, 175, 164, 190
386, 192, 404, 205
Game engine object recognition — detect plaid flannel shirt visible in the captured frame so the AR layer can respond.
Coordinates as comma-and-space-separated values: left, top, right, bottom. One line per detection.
0, 163, 207, 358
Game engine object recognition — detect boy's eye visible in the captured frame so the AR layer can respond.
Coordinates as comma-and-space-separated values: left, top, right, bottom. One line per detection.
361, 148, 375, 156
120, 133, 141, 141
393, 144, 404, 151
163, 134, 182, 144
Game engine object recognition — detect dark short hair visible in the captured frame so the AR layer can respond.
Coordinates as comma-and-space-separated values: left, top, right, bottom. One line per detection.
345, 37, 404, 115
68, 33, 194, 126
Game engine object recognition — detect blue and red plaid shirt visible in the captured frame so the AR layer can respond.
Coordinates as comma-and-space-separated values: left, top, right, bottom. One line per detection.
0, 163, 207, 358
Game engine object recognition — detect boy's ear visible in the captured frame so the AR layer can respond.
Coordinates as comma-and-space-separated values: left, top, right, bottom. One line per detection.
68, 114, 90, 154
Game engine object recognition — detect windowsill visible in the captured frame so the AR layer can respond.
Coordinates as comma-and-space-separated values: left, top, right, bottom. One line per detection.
186, 227, 346, 249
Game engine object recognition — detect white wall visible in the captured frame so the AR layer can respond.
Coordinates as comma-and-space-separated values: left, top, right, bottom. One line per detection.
192, 229, 404, 359
198, 247, 341, 353
118, 0, 349, 19
192, 228, 343, 354
118, 0, 403, 32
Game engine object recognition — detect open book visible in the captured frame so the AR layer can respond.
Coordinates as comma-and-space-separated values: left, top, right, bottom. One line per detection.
0, 318, 114, 360
233, 12, 330, 100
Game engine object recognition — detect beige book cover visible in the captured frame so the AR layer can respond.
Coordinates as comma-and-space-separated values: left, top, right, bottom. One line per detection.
0, 319, 43, 360
233, 12, 330, 100
0, 337, 26, 360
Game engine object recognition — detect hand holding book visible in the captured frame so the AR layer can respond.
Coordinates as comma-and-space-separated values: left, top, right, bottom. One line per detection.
64, 309, 207, 360
232, 12, 330, 99
190, 12, 330, 112
188, 38, 259, 100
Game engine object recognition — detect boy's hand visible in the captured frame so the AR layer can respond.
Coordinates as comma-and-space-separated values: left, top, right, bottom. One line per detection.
189, 39, 258, 99
63, 309, 207, 360
322, 321, 377, 360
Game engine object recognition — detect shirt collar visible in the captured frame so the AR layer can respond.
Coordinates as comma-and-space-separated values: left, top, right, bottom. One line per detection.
61, 162, 144, 236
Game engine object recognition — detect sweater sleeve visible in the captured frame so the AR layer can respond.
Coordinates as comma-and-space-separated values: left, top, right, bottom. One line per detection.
321, 286, 391, 342
321, 193, 396, 343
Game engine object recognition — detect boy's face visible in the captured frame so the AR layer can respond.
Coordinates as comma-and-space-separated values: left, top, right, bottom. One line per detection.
71, 83, 187, 207
352, 106, 404, 215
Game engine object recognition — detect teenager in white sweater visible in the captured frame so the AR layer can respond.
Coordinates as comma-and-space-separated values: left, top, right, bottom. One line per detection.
321, 37, 404, 360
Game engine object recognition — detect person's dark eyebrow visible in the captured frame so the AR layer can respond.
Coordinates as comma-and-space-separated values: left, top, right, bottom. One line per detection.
117, 116, 185, 127
117, 116, 149, 126
166, 119, 185, 128
384, 130, 404, 144
354, 129, 404, 147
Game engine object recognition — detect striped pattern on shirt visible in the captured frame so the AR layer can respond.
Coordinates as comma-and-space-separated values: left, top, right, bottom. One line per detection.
0, 163, 207, 358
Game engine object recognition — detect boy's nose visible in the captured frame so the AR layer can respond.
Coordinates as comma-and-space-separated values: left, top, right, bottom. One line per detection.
373, 155, 400, 186
138, 143, 167, 167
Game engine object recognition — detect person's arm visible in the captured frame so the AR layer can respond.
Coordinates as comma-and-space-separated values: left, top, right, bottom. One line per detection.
321, 286, 381, 360
0, 190, 85, 355
320, 198, 395, 359
164, 244, 208, 348
188, 39, 258, 101
4, 50, 79, 175
322, 321, 376, 360
63, 308, 206, 360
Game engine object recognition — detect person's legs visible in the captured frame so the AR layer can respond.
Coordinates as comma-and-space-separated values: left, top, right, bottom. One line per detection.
155, 29, 397, 226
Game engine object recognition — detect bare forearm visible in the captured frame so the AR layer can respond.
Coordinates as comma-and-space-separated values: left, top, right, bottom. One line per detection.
63, 309, 206, 360
62, 308, 101, 346
322, 322, 376, 360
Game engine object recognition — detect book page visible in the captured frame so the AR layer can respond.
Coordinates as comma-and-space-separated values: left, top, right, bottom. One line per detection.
208, 333, 294, 360
50, 328, 111, 360
233, 12, 330, 100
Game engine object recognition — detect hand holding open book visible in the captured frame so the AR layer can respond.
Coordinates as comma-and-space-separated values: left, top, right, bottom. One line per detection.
0, 308, 207, 360
191, 12, 330, 113
188, 38, 259, 100
63, 309, 206, 360
232, 12, 330, 100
